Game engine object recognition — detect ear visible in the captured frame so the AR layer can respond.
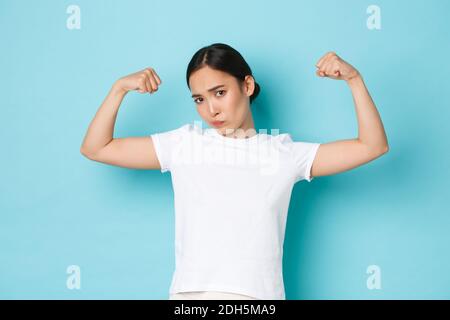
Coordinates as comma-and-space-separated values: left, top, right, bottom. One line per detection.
243, 75, 255, 97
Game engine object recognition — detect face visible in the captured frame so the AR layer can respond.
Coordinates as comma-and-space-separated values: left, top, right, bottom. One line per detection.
189, 65, 256, 137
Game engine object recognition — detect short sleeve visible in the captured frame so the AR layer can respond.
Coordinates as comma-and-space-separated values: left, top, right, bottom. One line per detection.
290, 142, 321, 182
279, 134, 321, 183
150, 124, 189, 173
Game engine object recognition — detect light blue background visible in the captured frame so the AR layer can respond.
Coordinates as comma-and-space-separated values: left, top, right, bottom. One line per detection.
1, 0, 449, 299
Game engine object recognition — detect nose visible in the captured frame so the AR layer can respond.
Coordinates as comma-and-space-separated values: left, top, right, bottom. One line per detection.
207, 100, 220, 115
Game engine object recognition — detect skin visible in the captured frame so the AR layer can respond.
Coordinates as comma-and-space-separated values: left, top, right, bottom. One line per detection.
80, 51, 389, 179
311, 51, 389, 178
188, 65, 257, 139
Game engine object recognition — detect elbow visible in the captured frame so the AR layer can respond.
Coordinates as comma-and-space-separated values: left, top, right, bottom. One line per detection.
80, 147, 90, 158
381, 139, 390, 154
382, 134, 390, 154
80, 146, 96, 160
376, 144, 389, 156
364, 143, 389, 159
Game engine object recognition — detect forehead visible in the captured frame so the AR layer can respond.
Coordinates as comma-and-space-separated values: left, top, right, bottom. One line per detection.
189, 66, 235, 92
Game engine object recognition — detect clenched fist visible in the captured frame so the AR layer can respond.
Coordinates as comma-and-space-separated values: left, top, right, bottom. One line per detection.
116, 67, 162, 94
315, 52, 360, 81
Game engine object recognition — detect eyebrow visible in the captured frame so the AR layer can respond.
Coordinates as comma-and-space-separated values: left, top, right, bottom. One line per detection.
191, 84, 226, 98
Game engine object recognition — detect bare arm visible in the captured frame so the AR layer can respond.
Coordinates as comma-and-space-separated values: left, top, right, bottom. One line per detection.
310, 52, 389, 178
80, 68, 163, 170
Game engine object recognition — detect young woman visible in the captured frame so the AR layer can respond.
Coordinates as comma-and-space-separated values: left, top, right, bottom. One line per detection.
80, 43, 389, 300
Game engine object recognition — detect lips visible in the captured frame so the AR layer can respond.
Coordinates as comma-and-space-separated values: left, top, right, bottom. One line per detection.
211, 121, 225, 127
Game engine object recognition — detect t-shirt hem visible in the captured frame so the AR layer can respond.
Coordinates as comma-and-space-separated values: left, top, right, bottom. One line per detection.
150, 134, 169, 173
304, 143, 321, 182
170, 283, 285, 300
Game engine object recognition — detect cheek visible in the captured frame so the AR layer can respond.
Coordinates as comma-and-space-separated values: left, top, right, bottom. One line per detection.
197, 107, 209, 118
223, 92, 242, 109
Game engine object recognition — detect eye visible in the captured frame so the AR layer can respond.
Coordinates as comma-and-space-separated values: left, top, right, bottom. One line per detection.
194, 97, 203, 104
216, 90, 226, 97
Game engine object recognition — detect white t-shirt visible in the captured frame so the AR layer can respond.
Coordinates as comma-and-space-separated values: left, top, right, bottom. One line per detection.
150, 122, 321, 300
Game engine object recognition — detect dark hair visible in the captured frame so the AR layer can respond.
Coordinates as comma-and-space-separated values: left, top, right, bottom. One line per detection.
186, 43, 261, 104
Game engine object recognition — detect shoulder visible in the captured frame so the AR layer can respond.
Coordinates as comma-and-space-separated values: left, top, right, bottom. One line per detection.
273, 132, 293, 144
271, 132, 321, 154
273, 132, 318, 146
152, 122, 194, 136
150, 123, 196, 148
269, 132, 294, 151
171, 121, 204, 135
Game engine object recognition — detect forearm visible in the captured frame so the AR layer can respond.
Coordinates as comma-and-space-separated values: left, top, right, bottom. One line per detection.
347, 74, 389, 152
80, 81, 127, 155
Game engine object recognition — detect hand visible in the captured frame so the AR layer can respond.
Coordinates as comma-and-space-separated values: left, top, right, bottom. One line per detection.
116, 67, 162, 94
315, 52, 360, 82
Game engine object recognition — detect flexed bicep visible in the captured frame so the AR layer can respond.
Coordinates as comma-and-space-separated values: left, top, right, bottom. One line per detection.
81, 136, 162, 170
310, 139, 388, 178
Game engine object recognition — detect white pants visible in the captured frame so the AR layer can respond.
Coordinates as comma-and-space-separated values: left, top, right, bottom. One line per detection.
169, 291, 258, 300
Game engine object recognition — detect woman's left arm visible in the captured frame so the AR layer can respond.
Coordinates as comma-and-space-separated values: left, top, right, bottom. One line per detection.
310, 52, 389, 179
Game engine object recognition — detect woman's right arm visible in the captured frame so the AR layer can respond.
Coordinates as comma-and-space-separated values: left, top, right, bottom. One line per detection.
80, 68, 163, 170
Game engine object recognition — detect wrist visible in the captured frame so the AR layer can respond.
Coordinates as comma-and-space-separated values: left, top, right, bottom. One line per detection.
111, 79, 128, 96
346, 72, 363, 87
